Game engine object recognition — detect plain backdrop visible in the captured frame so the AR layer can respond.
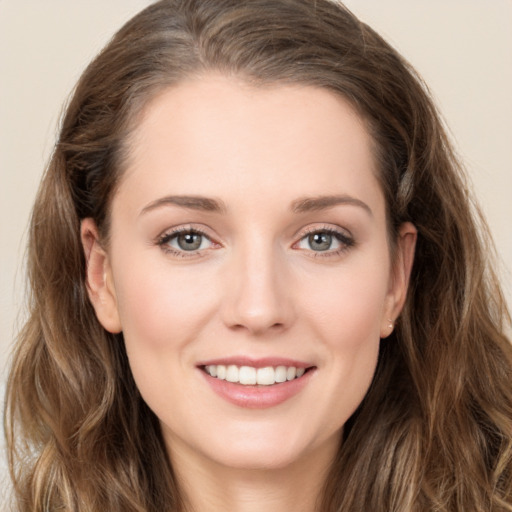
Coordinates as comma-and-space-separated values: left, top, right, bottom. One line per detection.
1, 0, 511, 504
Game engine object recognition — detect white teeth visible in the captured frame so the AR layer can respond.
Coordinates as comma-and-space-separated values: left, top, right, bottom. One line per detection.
226, 365, 239, 383
286, 366, 296, 381
275, 366, 287, 383
204, 364, 309, 385
216, 365, 227, 380
239, 366, 257, 385
257, 367, 275, 386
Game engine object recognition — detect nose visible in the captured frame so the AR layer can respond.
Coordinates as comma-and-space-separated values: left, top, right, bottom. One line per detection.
220, 241, 295, 336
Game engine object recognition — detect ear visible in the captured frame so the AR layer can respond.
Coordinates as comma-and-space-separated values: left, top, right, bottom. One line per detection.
81, 218, 122, 333
380, 222, 417, 338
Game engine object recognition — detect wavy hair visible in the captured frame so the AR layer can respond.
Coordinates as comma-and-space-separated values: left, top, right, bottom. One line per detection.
5, 0, 512, 510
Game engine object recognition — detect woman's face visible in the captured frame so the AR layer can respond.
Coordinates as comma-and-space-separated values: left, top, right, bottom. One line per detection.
83, 75, 415, 472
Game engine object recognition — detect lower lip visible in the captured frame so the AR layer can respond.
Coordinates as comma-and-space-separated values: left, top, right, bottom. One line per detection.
199, 368, 315, 409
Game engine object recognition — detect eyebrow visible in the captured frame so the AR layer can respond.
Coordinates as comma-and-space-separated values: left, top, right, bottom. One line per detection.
139, 193, 372, 217
140, 195, 227, 215
291, 195, 373, 216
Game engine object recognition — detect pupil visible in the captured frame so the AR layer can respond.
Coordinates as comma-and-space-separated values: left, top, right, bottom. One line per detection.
178, 233, 202, 251
309, 232, 332, 251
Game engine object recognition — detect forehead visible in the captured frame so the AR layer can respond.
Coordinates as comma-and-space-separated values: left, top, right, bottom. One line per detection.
116, 74, 383, 215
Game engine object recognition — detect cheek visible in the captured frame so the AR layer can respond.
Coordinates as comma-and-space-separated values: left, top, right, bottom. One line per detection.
299, 265, 387, 427
301, 260, 390, 345
111, 254, 219, 355
110, 256, 221, 411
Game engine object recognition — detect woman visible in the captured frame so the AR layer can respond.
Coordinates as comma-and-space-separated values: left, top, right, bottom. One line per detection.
5, 0, 512, 510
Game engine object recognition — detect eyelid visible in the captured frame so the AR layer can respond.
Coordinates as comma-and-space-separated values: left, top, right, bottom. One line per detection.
156, 224, 208, 242
292, 224, 355, 256
154, 223, 354, 258
155, 224, 220, 257
294, 223, 353, 242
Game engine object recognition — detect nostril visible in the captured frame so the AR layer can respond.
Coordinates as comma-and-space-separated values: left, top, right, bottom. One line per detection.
228, 320, 286, 336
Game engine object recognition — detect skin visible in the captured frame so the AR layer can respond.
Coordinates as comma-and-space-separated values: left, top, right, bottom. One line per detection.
82, 75, 416, 512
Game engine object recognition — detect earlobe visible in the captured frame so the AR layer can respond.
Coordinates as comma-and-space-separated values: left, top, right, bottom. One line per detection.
80, 218, 122, 334
380, 222, 417, 338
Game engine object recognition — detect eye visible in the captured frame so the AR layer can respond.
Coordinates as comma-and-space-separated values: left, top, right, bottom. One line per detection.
302, 232, 337, 251
158, 228, 214, 254
172, 232, 209, 251
295, 227, 354, 254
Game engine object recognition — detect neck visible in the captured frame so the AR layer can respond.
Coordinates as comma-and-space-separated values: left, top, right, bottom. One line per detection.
167, 435, 339, 512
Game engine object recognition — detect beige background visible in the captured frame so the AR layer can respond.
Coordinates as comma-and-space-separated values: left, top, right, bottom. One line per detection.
1, 0, 511, 503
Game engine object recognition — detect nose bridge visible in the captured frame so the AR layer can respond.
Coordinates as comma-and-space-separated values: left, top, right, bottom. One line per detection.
221, 233, 292, 334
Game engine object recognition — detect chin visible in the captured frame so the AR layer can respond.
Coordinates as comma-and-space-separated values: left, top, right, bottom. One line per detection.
206, 441, 310, 471
189, 420, 340, 472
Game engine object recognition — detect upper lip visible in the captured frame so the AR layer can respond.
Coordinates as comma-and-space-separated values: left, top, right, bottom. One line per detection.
196, 356, 313, 369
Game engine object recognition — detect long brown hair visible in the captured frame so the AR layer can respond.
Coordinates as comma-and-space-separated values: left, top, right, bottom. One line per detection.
5, 1, 512, 510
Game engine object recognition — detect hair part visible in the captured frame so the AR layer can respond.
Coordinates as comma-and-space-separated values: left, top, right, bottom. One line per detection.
5, 1, 512, 510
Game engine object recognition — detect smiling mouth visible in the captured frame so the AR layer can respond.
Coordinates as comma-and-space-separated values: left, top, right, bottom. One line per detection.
202, 364, 314, 386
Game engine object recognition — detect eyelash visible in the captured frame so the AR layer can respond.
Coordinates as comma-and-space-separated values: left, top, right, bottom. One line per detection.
156, 225, 355, 258
156, 226, 214, 258
294, 226, 355, 258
